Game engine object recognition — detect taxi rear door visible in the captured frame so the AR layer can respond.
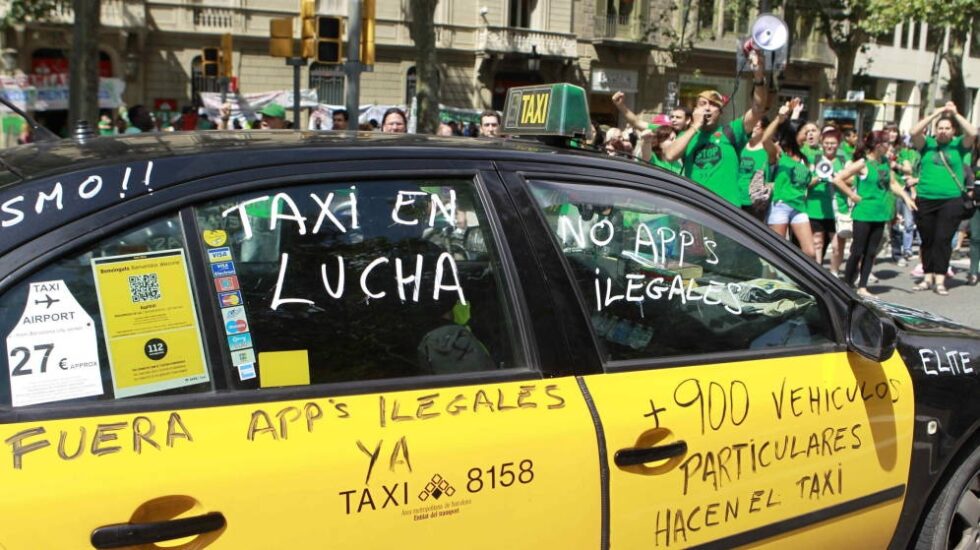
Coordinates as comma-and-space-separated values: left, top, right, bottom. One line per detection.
506, 164, 915, 548
0, 159, 602, 549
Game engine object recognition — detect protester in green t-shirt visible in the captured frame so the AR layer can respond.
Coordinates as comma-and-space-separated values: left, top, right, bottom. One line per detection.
807, 128, 847, 265
909, 101, 978, 295
883, 123, 920, 264
840, 128, 858, 160
797, 121, 821, 161
638, 125, 682, 174
736, 112, 781, 222
766, 100, 816, 258
661, 50, 768, 206
834, 131, 916, 297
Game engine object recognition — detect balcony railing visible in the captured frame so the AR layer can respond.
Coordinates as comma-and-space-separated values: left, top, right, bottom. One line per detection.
476, 26, 577, 58
594, 13, 646, 41
193, 7, 237, 30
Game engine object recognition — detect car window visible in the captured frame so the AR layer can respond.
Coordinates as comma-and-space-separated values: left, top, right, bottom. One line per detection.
193, 178, 521, 388
527, 180, 834, 362
0, 215, 212, 409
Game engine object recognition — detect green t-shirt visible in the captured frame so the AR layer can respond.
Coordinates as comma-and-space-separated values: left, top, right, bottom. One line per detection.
895, 147, 920, 186
806, 155, 845, 220
771, 153, 811, 212
918, 135, 970, 200
801, 144, 821, 161
650, 155, 682, 174
840, 142, 855, 161
852, 158, 893, 222
682, 119, 748, 206
736, 146, 770, 206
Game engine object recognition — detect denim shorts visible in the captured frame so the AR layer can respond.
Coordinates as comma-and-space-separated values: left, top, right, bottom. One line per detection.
767, 201, 810, 225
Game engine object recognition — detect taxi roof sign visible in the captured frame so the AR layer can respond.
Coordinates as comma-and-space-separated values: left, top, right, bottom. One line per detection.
502, 83, 591, 140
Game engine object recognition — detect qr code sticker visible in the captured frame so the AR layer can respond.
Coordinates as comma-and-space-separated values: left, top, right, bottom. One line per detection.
129, 273, 162, 303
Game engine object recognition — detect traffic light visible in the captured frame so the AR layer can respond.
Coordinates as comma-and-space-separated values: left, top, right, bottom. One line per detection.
269, 17, 294, 58
300, 0, 316, 59
361, 0, 375, 66
316, 16, 343, 64
220, 33, 233, 78
202, 47, 219, 78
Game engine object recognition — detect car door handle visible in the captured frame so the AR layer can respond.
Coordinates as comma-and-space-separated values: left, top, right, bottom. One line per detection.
90, 511, 226, 549
614, 440, 688, 467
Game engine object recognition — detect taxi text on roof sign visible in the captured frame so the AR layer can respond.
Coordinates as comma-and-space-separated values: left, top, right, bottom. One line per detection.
502, 83, 591, 139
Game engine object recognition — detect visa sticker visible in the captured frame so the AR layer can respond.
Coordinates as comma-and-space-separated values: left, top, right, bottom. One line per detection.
214, 276, 239, 292
211, 262, 236, 277
218, 290, 243, 307
237, 363, 257, 381
231, 347, 256, 366
227, 333, 253, 351
207, 247, 233, 263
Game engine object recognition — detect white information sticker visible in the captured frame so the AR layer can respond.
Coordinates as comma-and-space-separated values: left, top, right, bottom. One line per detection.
6, 280, 104, 407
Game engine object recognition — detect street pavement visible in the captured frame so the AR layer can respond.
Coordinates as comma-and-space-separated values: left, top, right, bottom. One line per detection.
862, 252, 979, 329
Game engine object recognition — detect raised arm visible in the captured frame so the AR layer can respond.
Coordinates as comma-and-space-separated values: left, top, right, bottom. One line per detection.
636, 129, 654, 161
833, 159, 866, 202
742, 49, 768, 131
910, 107, 947, 150
612, 91, 647, 131
947, 101, 977, 149
762, 101, 790, 163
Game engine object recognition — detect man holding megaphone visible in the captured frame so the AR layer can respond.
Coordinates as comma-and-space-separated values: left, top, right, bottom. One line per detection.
660, 49, 769, 206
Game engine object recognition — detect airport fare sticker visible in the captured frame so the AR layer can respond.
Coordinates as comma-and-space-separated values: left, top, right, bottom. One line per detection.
5, 280, 104, 407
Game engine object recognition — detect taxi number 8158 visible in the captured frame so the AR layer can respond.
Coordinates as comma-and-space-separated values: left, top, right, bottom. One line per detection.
466, 459, 534, 493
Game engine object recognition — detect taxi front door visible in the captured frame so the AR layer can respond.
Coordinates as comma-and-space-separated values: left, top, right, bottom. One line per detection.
584, 351, 914, 548
515, 174, 917, 549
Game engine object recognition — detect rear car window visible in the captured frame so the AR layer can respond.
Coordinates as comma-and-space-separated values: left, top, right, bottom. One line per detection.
193, 178, 523, 388
0, 215, 212, 409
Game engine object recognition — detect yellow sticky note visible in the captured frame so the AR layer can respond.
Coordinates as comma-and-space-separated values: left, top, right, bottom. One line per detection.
258, 350, 310, 388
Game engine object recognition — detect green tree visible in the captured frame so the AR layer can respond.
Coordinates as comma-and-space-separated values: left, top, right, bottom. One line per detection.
785, 0, 900, 99
407, 0, 440, 134
0, 0, 57, 30
868, 0, 979, 111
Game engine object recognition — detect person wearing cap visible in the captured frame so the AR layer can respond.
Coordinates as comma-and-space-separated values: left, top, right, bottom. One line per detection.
660, 50, 768, 206
258, 102, 287, 129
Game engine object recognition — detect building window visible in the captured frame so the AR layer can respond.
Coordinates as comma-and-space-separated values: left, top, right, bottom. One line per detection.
509, 0, 535, 28
698, 0, 715, 32
876, 24, 896, 47
405, 66, 417, 105
722, 0, 750, 34
191, 55, 221, 104
310, 63, 345, 106
970, 25, 980, 58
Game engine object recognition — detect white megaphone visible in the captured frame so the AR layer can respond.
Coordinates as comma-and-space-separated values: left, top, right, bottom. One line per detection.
745, 14, 789, 52
737, 13, 789, 73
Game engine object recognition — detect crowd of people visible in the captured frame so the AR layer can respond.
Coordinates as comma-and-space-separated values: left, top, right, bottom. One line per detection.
79, 101, 506, 139
606, 53, 979, 297
16, 71, 978, 298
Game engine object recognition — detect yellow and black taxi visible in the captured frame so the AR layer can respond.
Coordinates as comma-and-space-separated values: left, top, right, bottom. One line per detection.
0, 85, 978, 549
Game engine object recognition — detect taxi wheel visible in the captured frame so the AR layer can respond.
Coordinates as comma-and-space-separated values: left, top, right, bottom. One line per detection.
917, 445, 980, 550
